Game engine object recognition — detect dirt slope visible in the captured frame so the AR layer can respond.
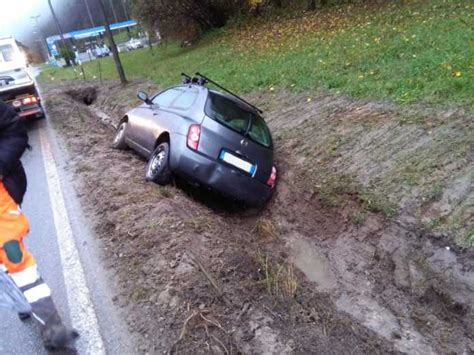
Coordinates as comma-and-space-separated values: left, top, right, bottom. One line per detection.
40, 81, 473, 354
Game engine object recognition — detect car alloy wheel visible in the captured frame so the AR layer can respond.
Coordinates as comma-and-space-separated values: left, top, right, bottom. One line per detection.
145, 142, 173, 185
114, 124, 125, 144
148, 147, 166, 177
113, 122, 128, 149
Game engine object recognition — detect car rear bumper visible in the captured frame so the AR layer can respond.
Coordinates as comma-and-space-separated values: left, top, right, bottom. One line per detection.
17, 107, 44, 119
170, 134, 273, 205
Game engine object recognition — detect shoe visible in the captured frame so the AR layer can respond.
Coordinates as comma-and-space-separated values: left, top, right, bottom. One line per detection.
41, 317, 79, 351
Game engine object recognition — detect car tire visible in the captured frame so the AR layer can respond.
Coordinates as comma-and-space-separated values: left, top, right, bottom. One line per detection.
112, 122, 128, 150
145, 142, 173, 185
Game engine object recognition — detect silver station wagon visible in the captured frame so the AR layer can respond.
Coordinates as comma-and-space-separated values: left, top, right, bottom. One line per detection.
113, 73, 277, 206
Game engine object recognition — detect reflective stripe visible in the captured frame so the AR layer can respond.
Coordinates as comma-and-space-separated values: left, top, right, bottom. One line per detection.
10, 265, 39, 288
8, 209, 21, 216
24, 283, 51, 303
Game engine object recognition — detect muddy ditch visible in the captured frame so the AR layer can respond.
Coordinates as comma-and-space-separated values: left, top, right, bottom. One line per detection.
41, 81, 473, 354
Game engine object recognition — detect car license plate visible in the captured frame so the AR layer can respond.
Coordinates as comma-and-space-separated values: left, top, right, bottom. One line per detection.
219, 151, 256, 175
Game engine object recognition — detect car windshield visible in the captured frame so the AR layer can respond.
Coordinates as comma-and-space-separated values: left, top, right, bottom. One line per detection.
205, 92, 272, 147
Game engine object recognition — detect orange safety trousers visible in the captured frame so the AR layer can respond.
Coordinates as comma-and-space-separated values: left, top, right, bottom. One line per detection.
0, 181, 36, 274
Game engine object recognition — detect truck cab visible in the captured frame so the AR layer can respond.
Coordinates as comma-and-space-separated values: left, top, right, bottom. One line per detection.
0, 37, 44, 119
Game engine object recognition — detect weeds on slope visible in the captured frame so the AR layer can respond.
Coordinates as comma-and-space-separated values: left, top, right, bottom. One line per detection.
41, 0, 473, 109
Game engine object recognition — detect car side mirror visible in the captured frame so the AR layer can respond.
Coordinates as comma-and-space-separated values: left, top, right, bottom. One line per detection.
137, 91, 152, 105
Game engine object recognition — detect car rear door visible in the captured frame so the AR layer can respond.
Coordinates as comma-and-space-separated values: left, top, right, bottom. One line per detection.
198, 93, 273, 184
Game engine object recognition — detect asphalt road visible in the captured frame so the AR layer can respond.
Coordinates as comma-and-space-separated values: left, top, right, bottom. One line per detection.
0, 118, 135, 353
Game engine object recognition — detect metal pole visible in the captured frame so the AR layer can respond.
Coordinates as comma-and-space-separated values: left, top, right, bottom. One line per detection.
98, 0, 127, 84
108, 0, 119, 24
47, 0, 78, 77
30, 15, 51, 60
83, 0, 95, 27
122, 0, 129, 21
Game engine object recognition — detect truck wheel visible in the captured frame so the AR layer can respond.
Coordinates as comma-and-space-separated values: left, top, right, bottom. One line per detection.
112, 122, 128, 149
37, 104, 45, 119
145, 142, 172, 185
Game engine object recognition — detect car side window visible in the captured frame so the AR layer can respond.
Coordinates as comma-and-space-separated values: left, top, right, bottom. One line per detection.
0, 45, 14, 62
152, 87, 198, 110
152, 88, 181, 107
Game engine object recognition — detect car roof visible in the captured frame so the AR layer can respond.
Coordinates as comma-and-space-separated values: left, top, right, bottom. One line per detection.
179, 84, 260, 115
161, 84, 261, 117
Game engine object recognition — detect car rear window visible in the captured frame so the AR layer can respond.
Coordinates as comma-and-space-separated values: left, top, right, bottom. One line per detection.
205, 92, 272, 147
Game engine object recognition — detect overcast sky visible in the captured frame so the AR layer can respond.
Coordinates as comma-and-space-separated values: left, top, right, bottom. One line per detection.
0, 0, 62, 43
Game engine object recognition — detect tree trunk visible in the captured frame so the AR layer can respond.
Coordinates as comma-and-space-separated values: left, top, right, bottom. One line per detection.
307, 0, 316, 11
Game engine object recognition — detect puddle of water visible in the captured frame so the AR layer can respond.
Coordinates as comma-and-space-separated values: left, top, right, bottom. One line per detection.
336, 293, 435, 354
289, 239, 336, 291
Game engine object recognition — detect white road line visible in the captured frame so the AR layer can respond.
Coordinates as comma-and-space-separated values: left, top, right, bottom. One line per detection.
39, 128, 105, 355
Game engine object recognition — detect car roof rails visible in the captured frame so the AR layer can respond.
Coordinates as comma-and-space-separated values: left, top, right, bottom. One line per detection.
181, 72, 207, 86
181, 72, 192, 83
181, 72, 263, 114
195, 72, 263, 114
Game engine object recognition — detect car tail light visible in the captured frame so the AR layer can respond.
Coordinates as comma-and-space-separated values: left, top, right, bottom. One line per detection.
266, 166, 277, 188
22, 96, 38, 105
187, 124, 201, 151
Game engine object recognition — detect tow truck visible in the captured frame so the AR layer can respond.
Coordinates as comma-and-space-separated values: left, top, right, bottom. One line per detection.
0, 37, 44, 119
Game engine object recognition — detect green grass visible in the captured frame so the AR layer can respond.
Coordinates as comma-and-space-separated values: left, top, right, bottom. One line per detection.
40, 0, 473, 109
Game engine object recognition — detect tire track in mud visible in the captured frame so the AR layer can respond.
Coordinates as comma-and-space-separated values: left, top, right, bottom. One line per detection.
41, 81, 473, 354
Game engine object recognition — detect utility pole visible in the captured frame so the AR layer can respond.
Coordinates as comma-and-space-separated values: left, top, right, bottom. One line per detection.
98, 0, 127, 84
47, 0, 77, 74
83, 0, 95, 27
30, 15, 51, 60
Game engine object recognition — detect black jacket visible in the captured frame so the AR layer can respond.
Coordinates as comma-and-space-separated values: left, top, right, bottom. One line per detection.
0, 101, 28, 204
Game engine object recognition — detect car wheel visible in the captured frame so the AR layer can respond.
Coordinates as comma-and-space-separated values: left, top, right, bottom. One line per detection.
145, 142, 173, 185
112, 122, 128, 149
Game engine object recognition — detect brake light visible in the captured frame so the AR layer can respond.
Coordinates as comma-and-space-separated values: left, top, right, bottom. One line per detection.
187, 124, 201, 150
22, 96, 38, 105
266, 166, 277, 188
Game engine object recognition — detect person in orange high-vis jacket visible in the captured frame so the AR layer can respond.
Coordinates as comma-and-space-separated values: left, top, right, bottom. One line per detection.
0, 183, 34, 273
0, 100, 78, 350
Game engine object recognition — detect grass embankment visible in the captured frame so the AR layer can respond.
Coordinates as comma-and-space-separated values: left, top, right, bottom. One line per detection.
40, 0, 473, 108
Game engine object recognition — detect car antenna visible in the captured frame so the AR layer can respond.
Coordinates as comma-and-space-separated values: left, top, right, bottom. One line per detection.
195, 72, 263, 114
